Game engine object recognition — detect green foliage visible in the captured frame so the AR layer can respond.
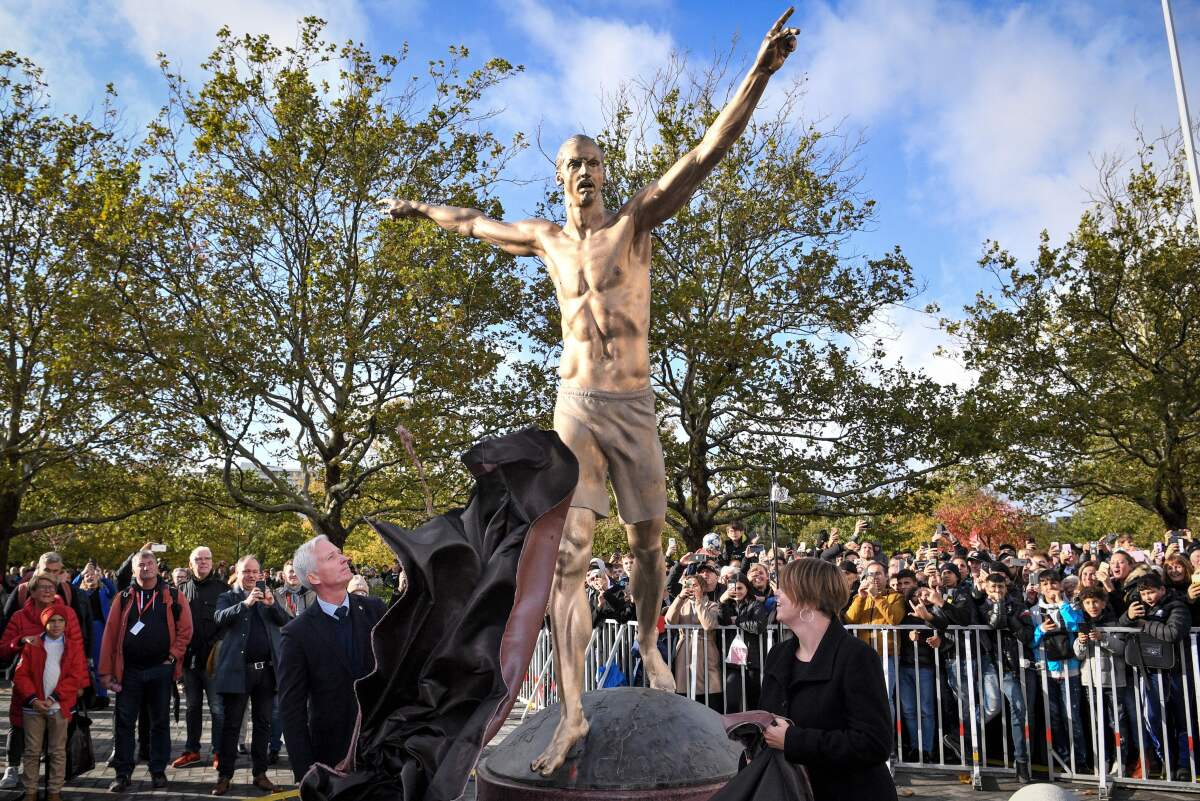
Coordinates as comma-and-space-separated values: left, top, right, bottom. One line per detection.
0, 51, 173, 569
106, 20, 538, 546
1053, 496, 1163, 548
950, 135, 1200, 529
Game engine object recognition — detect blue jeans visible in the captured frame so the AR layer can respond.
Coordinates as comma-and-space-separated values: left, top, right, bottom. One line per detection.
182, 665, 224, 754
899, 664, 937, 756
114, 664, 173, 777
1046, 673, 1091, 770
1142, 671, 1189, 771
946, 656, 1002, 729
999, 668, 1032, 763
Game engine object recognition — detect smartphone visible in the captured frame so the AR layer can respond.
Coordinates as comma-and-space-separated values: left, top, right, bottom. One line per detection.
667, 537, 677, 552
914, 560, 928, 571
799, 542, 808, 553
255, 580, 267, 592
1154, 542, 1165, 555
1089, 541, 1099, 554
1050, 541, 1059, 550
1061, 543, 1071, 556
149, 543, 167, 553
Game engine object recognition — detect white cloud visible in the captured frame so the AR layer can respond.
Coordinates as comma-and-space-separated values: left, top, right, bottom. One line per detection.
115, 0, 369, 73
490, 0, 676, 137
791, 0, 1176, 254
870, 305, 974, 389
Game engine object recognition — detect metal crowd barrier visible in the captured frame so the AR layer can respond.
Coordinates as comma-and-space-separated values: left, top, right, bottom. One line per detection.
516, 619, 1200, 797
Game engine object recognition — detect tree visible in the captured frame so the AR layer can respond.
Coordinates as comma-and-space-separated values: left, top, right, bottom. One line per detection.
950, 136, 1200, 529
0, 52, 175, 570
109, 20, 537, 547
934, 486, 1029, 552
541, 55, 974, 549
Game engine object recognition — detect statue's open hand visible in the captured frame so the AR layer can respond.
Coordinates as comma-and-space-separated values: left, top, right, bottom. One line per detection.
755, 7, 800, 74
377, 197, 418, 220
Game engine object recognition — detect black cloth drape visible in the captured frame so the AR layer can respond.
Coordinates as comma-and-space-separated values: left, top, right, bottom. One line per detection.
300, 427, 577, 801
710, 711, 813, 801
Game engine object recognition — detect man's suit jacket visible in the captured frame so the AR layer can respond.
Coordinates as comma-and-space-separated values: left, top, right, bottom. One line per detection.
278, 593, 385, 781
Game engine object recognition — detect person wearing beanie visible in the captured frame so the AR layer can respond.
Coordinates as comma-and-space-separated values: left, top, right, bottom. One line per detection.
12, 603, 88, 801
1120, 570, 1191, 780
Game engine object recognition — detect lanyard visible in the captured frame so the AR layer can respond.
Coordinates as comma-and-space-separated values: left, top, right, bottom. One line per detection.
135, 588, 156, 618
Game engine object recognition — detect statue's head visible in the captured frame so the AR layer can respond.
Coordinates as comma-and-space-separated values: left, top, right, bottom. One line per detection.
555, 134, 604, 208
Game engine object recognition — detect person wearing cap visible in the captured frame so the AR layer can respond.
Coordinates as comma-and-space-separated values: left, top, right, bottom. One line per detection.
980, 570, 1035, 783
927, 561, 1002, 756
13, 604, 87, 801
1119, 572, 1190, 781
585, 563, 633, 628
693, 562, 724, 602
1031, 569, 1090, 773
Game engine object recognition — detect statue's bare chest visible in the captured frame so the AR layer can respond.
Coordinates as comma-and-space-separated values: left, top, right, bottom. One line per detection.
544, 221, 646, 300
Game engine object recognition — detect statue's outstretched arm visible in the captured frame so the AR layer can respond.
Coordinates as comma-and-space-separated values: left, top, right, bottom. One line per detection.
629, 7, 800, 231
378, 198, 550, 258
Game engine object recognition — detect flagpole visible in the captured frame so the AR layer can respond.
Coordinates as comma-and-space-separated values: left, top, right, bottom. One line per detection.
1162, 0, 1200, 242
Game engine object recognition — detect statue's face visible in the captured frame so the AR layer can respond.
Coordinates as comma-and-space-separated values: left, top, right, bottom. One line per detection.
557, 139, 604, 207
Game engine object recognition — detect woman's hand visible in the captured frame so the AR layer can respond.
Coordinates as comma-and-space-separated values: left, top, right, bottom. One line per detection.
764, 717, 791, 751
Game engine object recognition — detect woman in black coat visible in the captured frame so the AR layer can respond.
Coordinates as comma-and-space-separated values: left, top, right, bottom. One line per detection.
759, 558, 897, 801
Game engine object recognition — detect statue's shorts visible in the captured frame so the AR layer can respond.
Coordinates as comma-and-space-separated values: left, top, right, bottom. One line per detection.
552, 385, 668, 525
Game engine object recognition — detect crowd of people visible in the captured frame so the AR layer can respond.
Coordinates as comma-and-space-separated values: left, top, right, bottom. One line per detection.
0, 540, 397, 798
2, 520, 1198, 796
583, 520, 1200, 786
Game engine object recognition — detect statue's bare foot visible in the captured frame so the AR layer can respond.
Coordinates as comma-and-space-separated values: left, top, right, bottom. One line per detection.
643, 646, 676, 692
531, 717, 589, 776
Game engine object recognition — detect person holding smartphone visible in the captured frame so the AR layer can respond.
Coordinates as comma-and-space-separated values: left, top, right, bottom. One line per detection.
210, 555, 290, 796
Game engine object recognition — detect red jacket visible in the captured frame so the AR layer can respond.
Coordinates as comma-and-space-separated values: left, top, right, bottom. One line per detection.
0, 600, 84, 662
98, 582, 192, 685
11, 630, 88, 724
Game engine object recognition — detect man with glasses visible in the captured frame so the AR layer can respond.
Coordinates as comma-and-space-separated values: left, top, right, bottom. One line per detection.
174, 546, 228, 770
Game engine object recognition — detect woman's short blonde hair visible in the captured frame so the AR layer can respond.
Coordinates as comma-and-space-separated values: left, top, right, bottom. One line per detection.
777, 558, 846, 619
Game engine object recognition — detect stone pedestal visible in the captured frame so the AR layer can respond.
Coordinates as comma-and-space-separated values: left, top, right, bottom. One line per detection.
477, 688, 740, 800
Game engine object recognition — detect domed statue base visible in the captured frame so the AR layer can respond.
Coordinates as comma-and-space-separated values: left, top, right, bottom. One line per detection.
477, 687, 740, 800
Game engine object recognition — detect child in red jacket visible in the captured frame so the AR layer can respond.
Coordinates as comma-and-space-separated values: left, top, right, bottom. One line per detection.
13, 604, 87, 801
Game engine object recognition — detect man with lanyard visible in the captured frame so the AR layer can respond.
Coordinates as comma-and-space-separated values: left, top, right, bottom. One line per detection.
173, 546, 227, 769
99, 550, 193, 793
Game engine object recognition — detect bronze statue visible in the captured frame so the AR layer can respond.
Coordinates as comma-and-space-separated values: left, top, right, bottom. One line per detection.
379, 7, 800, 776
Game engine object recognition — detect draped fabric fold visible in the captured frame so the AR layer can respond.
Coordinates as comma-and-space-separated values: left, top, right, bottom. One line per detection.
710, 712, 815, 801
300, 427, 578, 801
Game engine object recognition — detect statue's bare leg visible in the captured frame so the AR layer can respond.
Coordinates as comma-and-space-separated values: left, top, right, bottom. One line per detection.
627, 518, 675, 691
531, 507, 595, 776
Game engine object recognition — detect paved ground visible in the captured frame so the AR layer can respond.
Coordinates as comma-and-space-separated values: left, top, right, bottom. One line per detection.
0, 686, 1194, 800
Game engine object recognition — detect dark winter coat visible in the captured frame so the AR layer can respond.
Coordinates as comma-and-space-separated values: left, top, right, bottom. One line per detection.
1119, 589, 1191, 674
211, 588, 290, 694
758, 617, 897, 801
982, 595, 1035, 673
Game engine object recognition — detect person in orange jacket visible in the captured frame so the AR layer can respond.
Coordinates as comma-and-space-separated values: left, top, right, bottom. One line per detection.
12, 604, 88, 801
0, 574, 86, 793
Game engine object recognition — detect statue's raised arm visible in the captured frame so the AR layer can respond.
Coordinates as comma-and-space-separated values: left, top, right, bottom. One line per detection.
376, 197, 551, 258
628, 6, 800, 231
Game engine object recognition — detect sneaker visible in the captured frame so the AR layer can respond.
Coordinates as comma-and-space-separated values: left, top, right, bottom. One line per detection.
941, 735, 962, 762
0, 766, 22, 789
1015, 760, 1031, 784
1176, 767, 1192, 782
108, 776, 130, 794
237, 743, 249, 755
151, 772, 168, 789
172, 751, 202, 769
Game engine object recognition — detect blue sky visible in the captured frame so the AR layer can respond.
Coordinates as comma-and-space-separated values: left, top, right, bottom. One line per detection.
5, 0, 1200, 388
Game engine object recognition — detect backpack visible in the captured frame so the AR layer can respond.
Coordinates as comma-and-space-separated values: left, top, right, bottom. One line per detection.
1124, 633, 1177, 671
118, 585, 182, 622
